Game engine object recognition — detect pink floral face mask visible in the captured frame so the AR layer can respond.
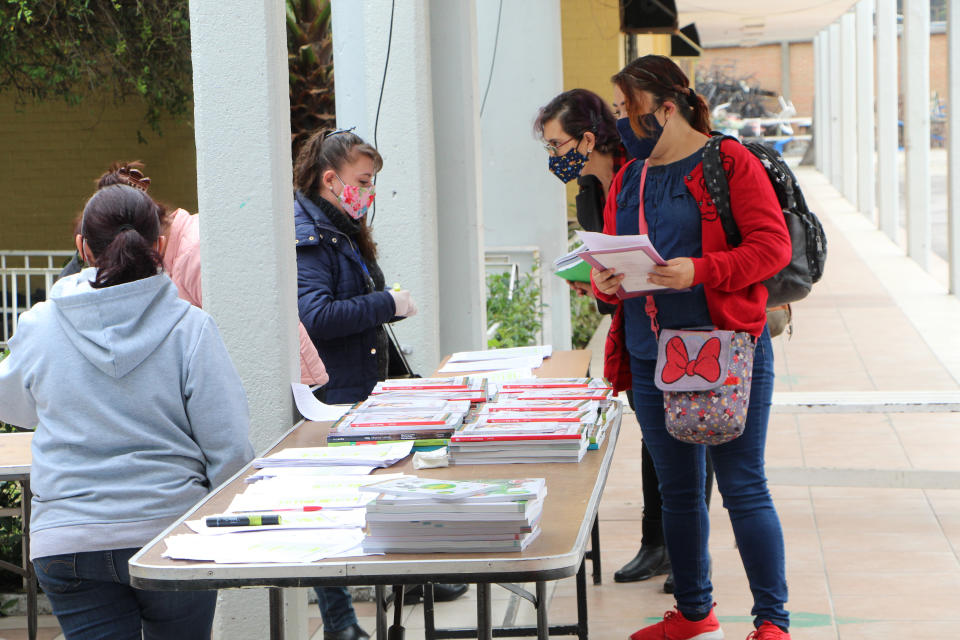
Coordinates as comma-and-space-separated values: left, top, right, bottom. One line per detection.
335, 174, 375, 219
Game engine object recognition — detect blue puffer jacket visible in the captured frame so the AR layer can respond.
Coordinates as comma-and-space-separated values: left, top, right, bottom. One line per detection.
294, 192, 397, 404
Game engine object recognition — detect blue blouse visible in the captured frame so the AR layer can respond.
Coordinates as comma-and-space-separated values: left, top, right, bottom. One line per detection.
615, 150, 713, 360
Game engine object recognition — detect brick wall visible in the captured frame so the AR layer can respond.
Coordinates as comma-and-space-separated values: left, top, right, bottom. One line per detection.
0, 93, 198, 251
699, 43, 811, 116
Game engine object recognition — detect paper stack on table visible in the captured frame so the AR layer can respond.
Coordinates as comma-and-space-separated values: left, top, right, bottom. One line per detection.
325, 395, 471, 447
253, 442, 414, 468
438, 346, 552, 374
371, 377, 489, 403
361, 477, 546, 553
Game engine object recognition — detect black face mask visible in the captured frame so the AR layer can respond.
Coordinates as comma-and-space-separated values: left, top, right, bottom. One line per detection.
616, 114, 663, 160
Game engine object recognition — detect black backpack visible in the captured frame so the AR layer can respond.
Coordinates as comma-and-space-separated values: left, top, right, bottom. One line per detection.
702, 135, 827, 307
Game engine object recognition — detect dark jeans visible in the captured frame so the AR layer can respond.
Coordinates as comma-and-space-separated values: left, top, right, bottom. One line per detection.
630, 327, 789, 630
314, 586, 358, 632
33, 548, 216, 640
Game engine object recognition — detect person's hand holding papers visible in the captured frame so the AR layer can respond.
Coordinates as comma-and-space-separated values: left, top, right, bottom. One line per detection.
647, 257, 695, 290
592, 267, 625, 296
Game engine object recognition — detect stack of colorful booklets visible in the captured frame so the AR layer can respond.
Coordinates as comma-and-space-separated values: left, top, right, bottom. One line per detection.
370, 376, 489, 403
447, 378, 612, 465
361, 477, 546, 553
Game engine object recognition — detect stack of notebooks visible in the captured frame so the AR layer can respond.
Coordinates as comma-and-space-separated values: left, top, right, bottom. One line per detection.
326, 394, 471, 446
447, 378, 613, 465
370, 376, 489, 403
361, 477, 546, 553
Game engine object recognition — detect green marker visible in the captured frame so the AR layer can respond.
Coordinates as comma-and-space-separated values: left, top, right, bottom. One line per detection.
205, 514, 280, 527
392, 282, 402, 291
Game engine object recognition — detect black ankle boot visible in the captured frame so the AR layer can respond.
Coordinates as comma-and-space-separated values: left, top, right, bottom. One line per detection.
662, 571, 674, 593
614, 545, 671, 583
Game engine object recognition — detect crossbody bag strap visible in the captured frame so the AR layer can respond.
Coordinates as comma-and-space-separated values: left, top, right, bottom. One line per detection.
636, 162, 660, 336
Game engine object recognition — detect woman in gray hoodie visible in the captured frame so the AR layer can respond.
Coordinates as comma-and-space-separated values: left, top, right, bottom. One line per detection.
0, 184, 254, 639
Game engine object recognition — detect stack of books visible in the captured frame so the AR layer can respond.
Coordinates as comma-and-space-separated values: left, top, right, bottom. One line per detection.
494, 378, 614, 409
371, 376, 489, 403
361, 477, 546, 553
325, 392, 472, 447
449, 416, 592, 465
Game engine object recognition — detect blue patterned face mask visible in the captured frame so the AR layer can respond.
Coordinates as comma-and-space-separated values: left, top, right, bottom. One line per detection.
548, 146, 589, 183
616, 114, 663, 160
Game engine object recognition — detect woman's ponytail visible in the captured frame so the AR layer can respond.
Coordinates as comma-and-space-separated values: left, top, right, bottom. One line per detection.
80, 185, 163, 289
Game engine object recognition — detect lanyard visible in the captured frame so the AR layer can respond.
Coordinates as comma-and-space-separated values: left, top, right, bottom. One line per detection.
347, 237, 376, 291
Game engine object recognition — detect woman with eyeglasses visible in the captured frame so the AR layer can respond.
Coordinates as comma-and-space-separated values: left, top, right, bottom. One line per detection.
591, 55, 792, 640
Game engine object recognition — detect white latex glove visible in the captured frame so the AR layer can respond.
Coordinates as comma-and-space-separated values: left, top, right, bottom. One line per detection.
389, 289, 418, 318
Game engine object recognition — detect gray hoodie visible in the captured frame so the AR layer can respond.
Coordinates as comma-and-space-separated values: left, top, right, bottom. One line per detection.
0, 268, 254, 559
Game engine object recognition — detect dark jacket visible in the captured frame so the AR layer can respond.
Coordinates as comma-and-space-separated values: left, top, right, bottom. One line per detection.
294, 192, 396, 404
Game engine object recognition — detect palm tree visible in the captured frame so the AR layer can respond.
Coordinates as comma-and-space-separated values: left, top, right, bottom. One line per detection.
287, 0, 336, 155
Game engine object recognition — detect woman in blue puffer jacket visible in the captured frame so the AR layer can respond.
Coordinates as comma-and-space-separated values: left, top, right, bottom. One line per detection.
293, 128, 418, 406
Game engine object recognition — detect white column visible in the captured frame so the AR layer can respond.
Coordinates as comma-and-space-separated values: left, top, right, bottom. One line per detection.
903, 0, 931, 268
813, 34, 824, 172
876, 0, 899, 241
856, 0, 876, 220
477, 0, 571, 349
331, 0, 441, 374
829, 23, 843, 189
819, 31, 833, 179
780, 42, 791, 102
840, 13, 858, 203
430, 0, 488, 354
188, 0, 301, 638
949, 0, 960, 293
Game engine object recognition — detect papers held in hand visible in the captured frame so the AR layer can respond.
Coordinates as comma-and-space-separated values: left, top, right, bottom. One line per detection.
575, 230, 675, 299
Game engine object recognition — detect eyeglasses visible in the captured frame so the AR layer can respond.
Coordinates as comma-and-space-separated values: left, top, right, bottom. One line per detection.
543, 136, 577, 157
323, 126, 357, 139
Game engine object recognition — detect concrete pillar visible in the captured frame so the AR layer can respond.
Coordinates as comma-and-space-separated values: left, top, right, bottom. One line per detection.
856, 0, 876, 220
876, 0, 899, 241
818, 31, 832, 179
780, 42, 791, 103
840, 13, 858, 203
813, 35, 822, 171
829, 23, 843, 189
903, 0, 931, 268
477, 0, 571, 349
188, 0, 302, 638
331, 0, 441, 373
429, 0, 488, 354
949, 0, 960, 293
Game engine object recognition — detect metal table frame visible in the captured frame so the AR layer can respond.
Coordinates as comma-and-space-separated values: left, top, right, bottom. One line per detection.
0, 433, 36, 640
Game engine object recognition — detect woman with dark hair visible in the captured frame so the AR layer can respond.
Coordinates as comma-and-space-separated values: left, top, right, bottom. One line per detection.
535, 88, 686, 591
592, 55, 793, 640
0, 184, 254, 639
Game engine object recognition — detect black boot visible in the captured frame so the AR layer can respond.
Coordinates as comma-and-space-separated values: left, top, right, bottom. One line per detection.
614, 545, 671, 583
405, 583, 469, 603
662, 571, 674, 593
324, 623, 370, 640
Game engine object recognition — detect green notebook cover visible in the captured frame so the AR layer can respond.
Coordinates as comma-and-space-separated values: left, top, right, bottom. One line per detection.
554, 259, 591, 283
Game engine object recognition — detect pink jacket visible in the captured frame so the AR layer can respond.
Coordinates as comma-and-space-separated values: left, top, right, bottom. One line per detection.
162, 209, 329, 386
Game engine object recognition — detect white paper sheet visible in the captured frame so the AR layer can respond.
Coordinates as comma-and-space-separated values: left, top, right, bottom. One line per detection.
292, 383, 351, 421
186, 509, 367, 535
245, 465, 378, 483
447, 345, 553, 362
254, 442, 414, 468
162, 529, 367, 563
438, 356, 543, 373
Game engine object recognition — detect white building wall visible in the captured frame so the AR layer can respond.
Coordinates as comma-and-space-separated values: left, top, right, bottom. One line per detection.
476, 0, 571, 349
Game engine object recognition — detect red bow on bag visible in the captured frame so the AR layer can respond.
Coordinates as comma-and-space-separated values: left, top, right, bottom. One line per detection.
660, 336, 722, 384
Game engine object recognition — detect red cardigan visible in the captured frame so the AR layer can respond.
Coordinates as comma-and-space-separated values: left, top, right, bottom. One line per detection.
591, 138, 791, 391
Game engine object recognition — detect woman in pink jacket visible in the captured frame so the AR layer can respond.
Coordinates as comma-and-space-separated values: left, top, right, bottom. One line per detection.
94, 163, 329, 386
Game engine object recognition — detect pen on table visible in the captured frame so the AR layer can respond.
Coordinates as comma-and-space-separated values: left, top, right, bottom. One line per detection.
205, 514, 281, 527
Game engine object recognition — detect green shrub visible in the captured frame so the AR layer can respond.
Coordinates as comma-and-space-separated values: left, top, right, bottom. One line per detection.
570, 287, 602, 349
486, 266, 544, 349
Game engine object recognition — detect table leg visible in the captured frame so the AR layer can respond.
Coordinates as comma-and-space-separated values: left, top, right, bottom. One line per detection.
475, 583, 492, 640
423, 583, 436, 640
375, 585, 389, 639
268, 587, 284, 640
590, 516, 602, 585
576, 560, 588, 640
535, 581, 548, 640
388, 585, 405, 640
22, 478, 35, 640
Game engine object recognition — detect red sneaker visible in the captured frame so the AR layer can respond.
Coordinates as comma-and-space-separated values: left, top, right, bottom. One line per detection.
745, 621, 791, 640
629, 607, 723, 640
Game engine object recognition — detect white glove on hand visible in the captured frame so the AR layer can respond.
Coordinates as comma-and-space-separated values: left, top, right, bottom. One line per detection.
389, 289, 418, 318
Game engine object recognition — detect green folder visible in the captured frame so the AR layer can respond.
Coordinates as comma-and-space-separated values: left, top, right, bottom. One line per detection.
554, 258, 592, 283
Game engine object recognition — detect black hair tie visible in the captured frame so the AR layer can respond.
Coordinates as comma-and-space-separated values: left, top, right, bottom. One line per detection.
687, 87, 697, 101
118, 224, 136, 233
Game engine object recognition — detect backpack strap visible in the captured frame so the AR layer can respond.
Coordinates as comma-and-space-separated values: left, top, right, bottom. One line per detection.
701, 134, 742, 247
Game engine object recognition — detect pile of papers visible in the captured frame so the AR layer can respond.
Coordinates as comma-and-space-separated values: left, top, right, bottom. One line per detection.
448, 378, 613, 465
371, 376, 489, 403
437, 346, 552, 374
361, 477, 546, 553
253, 442, 414, 468
552, 245, 591, 283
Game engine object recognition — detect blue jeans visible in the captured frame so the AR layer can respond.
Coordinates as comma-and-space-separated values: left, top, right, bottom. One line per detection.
313, 586, 358, 632
33, 548, 216, 640
630, 328, 789, 630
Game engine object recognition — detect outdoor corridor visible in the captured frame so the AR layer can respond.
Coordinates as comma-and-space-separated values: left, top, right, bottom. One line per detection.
3, 166, 959, 639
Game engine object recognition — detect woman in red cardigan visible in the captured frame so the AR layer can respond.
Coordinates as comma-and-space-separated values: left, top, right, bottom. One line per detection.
592, 56, 793, 640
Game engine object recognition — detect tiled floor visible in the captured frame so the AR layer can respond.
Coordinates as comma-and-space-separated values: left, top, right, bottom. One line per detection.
3, 168, 959, 639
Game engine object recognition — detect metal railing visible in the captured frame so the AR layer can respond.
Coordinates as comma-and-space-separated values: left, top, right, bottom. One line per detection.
1, 251, 75, 349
